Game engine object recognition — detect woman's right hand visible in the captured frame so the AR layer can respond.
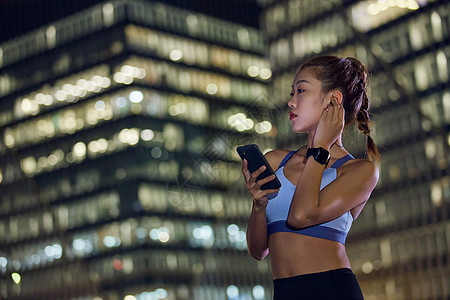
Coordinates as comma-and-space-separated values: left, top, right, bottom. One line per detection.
241, 159, 280, 209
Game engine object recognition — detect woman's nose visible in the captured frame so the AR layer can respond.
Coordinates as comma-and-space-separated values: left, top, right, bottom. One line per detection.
288, 97, 295, 108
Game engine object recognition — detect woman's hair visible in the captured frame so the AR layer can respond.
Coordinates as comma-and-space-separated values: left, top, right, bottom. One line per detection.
299, 55, 381, 162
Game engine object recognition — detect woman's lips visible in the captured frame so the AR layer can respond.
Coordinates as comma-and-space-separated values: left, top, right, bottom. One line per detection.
289, 111, 298, 120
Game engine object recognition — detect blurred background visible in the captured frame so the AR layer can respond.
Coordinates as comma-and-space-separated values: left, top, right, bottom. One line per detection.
0, 0, 448, 299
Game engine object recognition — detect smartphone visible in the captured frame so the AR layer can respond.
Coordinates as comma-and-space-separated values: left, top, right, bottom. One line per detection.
236, 144, 281, 190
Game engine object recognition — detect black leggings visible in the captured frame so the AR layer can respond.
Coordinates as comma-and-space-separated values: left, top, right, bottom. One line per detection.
273, 268, 364, 300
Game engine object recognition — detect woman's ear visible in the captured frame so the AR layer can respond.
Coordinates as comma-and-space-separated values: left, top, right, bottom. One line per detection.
330, 91, 343, 104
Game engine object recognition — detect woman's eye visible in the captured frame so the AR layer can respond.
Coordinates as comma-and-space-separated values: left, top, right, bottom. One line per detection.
297, 89, 305, 93
289, 93, 294, 97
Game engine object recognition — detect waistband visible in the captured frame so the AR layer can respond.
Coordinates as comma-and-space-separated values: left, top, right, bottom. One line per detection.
273, 268, 355, 284
268, 221, 347, 244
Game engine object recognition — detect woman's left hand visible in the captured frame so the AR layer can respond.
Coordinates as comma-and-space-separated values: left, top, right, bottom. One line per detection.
312, 98, 345, 149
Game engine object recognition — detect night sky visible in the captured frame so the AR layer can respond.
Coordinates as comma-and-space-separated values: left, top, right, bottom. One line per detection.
0, 0, 261, 44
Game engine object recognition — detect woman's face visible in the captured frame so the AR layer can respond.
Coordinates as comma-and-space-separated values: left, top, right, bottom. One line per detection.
288, 68, 329, 133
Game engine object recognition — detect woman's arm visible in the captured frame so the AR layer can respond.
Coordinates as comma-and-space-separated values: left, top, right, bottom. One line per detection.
286, 157, 379, 228
246, 202, 269, 260
242, 150, 284, 260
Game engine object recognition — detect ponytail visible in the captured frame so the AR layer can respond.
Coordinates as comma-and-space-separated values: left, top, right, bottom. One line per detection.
366, 135, 380, 162
357, 93, 381, 162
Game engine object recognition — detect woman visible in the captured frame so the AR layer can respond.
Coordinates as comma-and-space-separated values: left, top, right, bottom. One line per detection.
241, 55, 380, 299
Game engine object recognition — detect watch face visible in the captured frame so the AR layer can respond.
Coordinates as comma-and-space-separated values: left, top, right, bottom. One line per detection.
316, 148, 330, 164
307, 147, 330, 165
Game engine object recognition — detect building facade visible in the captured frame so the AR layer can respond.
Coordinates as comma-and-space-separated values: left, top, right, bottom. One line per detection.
0, 1, 278, 299
258, 0, 449, 299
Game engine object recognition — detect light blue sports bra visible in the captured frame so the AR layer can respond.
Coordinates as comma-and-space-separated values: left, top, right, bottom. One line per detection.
266, 149, 355, 245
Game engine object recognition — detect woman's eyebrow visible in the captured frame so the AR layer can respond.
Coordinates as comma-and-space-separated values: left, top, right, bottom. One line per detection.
292, 79, 311, 88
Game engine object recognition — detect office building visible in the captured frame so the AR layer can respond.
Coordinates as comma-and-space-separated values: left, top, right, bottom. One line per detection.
0, 1, 277, 299
258, 0, 449, 299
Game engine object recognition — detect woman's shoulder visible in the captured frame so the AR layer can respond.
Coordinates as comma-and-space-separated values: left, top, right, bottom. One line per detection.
264, 149, 293, 170
340, 157, 380, 182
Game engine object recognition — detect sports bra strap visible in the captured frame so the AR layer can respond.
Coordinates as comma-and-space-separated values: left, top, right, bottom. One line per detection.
277, 151, 296, 169
277, 147, 304, 169
329, 154, 355, 169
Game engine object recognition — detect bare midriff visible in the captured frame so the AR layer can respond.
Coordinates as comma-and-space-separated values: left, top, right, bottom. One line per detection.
268, 232, 351, 279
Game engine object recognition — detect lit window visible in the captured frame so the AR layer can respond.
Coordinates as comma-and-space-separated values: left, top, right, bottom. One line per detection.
141, 129, 155, 141
103, 236, 121, 248
46, 26, 56, 49
115, 96, 127, 108
149, 227, 170, 243
129, 90, 144, 103
252, 285, 265, 300
88, 138, 108, 155
169, 49, 183, 61
430, 182, 442, 207
95, 100, 105, 111
227, 224, 247, 250
237, 28, 250, 49
4, 128, 15, 148
227, 113, 253, 131
186, 14, 198, 27
189, 223, 214, 248
163, 123, 184, 151
255, 121, 272, 134
119, 128, 140, 145
247, 66, 259, 77
436, 51, 448, 83
168, 102, 187, 116
73, 142, 87, 159
226, 285, 239, 299
259, 68, 272, 80
276, 38, 290, 67
102, 3, 115, 27
113, 72, 133, 84
206, 83, 218, 95
409, 19, 424, 50
430, 11, 443, 41
20, 156, 37, 176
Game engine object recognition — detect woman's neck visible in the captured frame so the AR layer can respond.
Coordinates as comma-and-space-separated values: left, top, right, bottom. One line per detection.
306, 134, 346, 158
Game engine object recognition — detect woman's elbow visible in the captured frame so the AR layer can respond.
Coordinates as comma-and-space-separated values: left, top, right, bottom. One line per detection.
286, 213, 313, 229
248, 247, 269, 261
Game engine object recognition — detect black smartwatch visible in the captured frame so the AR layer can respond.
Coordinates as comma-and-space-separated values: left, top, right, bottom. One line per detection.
306, 147, 330, 166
